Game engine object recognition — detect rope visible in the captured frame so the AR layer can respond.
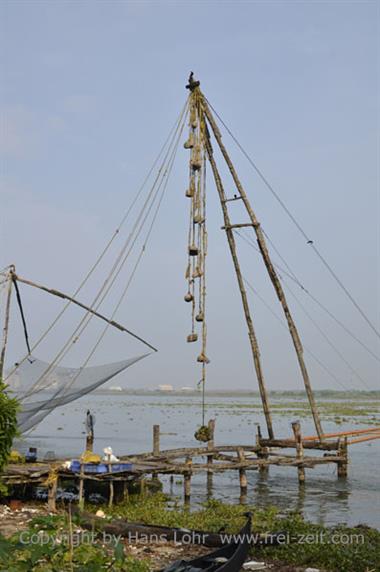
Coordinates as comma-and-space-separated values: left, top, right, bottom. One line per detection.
243, 277, 353, 392
204, 97, 380, 340
38, 113, 186, 410
236, 229, 380, 363
5, 98, 189, 382
17, 102, 189, 400
236, 230, 373, 391
283, 279, 372, 390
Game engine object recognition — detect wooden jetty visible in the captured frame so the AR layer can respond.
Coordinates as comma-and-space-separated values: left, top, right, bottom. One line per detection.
2, 420, 379, 512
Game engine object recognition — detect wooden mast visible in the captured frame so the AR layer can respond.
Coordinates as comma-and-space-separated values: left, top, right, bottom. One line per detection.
199, 107, 274, 440
197, 89, 324, 440
0, 268, 14, 380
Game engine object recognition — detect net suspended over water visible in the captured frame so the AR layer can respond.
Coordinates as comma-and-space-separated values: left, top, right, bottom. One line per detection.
7, 354, 147, 433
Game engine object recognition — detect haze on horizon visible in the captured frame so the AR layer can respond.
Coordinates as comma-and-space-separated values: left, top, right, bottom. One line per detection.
1, 1, 379, 392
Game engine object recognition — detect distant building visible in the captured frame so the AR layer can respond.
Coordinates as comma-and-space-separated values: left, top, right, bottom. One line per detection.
109, 386, 123, 392
180, 386, 193, 392
158, 384, 173, 392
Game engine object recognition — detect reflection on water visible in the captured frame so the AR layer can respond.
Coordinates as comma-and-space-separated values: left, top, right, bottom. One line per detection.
16, 392, 380, 529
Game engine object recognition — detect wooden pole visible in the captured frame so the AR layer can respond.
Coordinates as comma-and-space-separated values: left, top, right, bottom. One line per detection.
292, 421, 305, 484
256, 425, 269, 474
347, 434, 380, 445
207, 418, 215, 490
237, 447, 247, 502
301, 426, 380, 441
0, 272, 13, 380
105, 451, 114, 507
202, 130, 274, 439
153, 425, 160, 456
184, 456, 192, 504
337, 437, 348, 478
47, 471, 58, 513
13, 274, 157, 352
201, 94, 323, 441
86, 410, 94, 452
78, 464, 85, 510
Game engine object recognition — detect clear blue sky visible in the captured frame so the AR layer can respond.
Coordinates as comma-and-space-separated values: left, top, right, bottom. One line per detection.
1, 0, 379, 391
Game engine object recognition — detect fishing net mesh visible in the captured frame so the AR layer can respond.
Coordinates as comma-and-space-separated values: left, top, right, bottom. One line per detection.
7, 354, 147, 433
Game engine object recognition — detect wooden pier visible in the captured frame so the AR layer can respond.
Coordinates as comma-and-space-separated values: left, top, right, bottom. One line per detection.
2, 420, 377, 512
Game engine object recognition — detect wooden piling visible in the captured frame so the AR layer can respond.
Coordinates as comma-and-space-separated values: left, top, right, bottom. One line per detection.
337, 437, 348, 478
237, 447, 247, 501
292, 421, 305, 484
153, 425, 160, 456
184, 456, 192, 504
47, 471, 58, 513
207, 419, 215, 490
256, 425, 269, 474
78, 464, 85, 510
108, 462, 114, 507
0, 272, 13, 380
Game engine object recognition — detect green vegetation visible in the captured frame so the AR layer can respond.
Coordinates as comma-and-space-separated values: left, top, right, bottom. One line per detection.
0, 513, 149, 571
0, 495, 379, 571
0, 381, 19, 495
101, 494, 379, 572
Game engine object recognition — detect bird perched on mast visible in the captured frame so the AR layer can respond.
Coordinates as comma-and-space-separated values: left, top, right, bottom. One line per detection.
186, 71, 200, 91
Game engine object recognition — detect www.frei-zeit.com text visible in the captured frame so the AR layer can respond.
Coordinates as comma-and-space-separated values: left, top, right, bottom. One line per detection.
18, 530, 366, 547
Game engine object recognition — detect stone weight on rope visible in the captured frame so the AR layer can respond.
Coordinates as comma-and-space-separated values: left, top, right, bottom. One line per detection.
184, 133, 194, 149
190, 107, 197, 129
191, 157, 202, 171
197, 353, 210, 364
185, 178, 196, 198
195, 312, 204, 322
188, 244, 199, 256
187, 333, 198, 343
193, 213, 205, 224
184, 292, 194, 303
193, 266, 203, 279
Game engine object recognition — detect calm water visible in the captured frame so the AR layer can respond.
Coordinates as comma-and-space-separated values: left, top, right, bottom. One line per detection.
16, 393, 380, 529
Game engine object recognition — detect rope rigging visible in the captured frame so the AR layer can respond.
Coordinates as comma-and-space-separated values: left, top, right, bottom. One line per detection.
203, 96, 380, 341
242, 277, 353, 392
4, 99, 189, 383
236, 228, 380, 364
6, 99, 189, 406
235, 229, 373, 390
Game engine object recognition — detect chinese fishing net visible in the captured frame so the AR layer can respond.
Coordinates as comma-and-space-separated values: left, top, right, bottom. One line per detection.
6, 354, 147, 433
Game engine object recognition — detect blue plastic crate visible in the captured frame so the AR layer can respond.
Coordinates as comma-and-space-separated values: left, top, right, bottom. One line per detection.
69, 460, 133, 474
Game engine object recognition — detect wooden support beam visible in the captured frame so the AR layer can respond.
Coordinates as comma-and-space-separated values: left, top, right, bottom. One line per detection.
47, 471, 58, 513
78, 464, 85, 510
203, 130, 274, 440
302, 426, 380, 441
337, 437, 348, 478
153, 425, 160, 456
13, 274, 158, 352
237, 448, 247, 501
201, 95, 323, 441
292, 421, 305, 484
260, 438, 339, 451
207, 419, 215, 491
223, 196, 243, 203
256, 425, 269, 475
108, 463, 114, 507
221, 223, 257, 230
0, 272, 13, 380
184, 456, 192, 504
